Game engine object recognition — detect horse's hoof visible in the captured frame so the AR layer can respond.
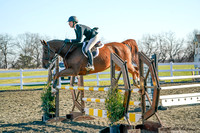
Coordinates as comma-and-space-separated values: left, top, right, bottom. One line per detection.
51, 86, 57, 95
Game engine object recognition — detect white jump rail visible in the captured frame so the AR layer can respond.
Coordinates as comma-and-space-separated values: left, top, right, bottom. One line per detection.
159, 75, 200, 106
59, 86, 140, 93
160, 93, 200, 106
161, 84, 200, 90
82, 98, 140, 106
159, 75, 200, 80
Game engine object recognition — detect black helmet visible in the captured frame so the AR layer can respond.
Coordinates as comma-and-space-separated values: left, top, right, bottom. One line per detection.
68, 16, 78, 23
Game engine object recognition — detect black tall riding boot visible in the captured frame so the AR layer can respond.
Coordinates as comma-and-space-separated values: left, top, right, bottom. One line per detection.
85, 50, 94, 71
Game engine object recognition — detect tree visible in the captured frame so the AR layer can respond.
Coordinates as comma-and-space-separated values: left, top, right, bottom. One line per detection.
15, 32, 46, 68
30, 33, 43, 68
184, 29, 200, 62
139, 34, 158, 57
14, 54, 34, 69
138, 33, 168, 62
0, 34, 14, 69
154, 34, 168, 62
164, 32, 184, 62
139, 32, 185, 62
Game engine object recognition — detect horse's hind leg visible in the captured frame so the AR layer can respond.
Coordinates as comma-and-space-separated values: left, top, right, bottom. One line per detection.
126, 63, 139, 87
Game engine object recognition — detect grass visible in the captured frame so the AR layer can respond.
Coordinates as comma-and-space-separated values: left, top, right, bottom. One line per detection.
0, 70, 48, 90
0, 64, 198, 90
158, 65, 197, 82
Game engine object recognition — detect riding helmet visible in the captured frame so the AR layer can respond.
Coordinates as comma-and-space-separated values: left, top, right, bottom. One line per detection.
68, 16, 78, 23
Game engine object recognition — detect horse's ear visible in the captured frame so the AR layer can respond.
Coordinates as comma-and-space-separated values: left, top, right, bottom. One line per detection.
40, 40, 43, 45
42, 40, 47, 46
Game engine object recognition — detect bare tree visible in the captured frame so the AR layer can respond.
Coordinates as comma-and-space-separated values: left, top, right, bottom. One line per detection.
139, 32, 185, 62
30, 33, 44, 68
0, 34, 14, 69
154, 34, 168, 62
139, 34, 158, 57
163, 32, 184, 62
14, 32, 47, 68
139, 33, 169, 62
184, 29, 200, 62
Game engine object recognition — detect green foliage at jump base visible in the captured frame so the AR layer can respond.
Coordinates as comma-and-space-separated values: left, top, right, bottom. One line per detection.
105, 85, 125, 126
41, 83, 56, 118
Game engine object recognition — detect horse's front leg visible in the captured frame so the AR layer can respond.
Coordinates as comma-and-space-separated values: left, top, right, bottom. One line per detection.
52, 71, 60, 88
52, 68, 78, 88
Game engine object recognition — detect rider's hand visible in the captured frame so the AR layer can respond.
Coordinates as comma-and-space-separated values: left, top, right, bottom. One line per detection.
64, 39, 71, 43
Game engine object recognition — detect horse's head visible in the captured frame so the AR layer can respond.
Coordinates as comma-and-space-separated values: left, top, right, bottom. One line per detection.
41, 40, 56, 69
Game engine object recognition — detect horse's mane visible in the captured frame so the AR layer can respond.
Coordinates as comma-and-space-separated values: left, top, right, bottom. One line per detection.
48, 39, 64, 43
48, 40, 83, 46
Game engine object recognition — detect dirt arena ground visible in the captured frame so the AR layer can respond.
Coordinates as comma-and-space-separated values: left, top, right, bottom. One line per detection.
0, 84, 200, 133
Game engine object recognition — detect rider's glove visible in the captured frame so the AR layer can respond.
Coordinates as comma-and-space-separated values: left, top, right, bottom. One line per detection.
64, 39, 71, 43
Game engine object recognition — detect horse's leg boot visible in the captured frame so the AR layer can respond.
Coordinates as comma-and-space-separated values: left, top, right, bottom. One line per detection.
53, 78, 58, 88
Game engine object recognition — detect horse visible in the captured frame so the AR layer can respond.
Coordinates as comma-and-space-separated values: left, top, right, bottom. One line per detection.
41, 39, 139, 88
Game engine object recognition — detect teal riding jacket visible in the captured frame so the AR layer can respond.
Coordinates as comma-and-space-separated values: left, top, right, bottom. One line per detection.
71, 24, 98, 43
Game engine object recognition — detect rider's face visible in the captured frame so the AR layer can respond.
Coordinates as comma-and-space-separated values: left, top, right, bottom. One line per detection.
68, 21, 74, 28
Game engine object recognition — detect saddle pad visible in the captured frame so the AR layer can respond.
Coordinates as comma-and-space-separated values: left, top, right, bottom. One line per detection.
82, 41, 104, 58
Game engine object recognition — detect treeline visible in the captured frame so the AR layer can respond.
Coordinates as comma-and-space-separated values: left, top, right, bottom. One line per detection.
0, 30, 199, 69
138, 30, 200, 62
0, 33, 49, 69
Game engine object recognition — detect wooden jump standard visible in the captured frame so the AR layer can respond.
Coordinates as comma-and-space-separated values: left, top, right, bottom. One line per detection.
46, 52, 170, 132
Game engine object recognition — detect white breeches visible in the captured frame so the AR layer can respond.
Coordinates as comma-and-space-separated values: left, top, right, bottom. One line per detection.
85, 34, 99, 52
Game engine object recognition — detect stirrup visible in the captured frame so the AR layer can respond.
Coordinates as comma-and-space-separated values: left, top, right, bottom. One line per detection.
85, 64, 94, 71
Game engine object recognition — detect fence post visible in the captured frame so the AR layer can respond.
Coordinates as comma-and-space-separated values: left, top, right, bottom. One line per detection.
170, 62, 173, 82
55, 58, 59, 118
97, 73, 100, 86
149, 54, 157, 100
58, 63, 61, 88
20, 69, 23, 90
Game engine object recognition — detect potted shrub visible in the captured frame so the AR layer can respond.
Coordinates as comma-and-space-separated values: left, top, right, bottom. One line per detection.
41, 83, 56, 122
105, 85, 125, 133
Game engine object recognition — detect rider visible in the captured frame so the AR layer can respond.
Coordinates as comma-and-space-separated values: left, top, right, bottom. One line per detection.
64, 16, 99, 71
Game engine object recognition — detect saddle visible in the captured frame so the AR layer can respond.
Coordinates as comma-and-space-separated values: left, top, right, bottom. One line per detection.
82, 41, 104, 58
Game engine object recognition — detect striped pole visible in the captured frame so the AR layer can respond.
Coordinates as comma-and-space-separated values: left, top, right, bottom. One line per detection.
60, 86, 139, 93
84, 108, 141, 122
82, 98, 140, 106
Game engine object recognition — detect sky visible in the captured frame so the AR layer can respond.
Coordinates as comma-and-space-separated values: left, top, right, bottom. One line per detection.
0, 0, 200, 42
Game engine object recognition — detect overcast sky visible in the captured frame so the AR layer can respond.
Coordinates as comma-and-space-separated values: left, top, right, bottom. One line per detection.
0, 0, 200, 42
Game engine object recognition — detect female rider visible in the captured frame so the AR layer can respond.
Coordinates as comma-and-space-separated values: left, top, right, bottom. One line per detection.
64, 16, 99, 71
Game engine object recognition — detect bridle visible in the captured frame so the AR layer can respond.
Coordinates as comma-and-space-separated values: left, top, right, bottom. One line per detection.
43, 42, 67, 67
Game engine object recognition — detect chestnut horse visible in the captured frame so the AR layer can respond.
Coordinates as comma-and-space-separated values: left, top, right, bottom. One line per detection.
41, 39, 139, 88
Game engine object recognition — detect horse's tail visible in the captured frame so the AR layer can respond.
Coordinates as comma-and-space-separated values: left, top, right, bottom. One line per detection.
122, 39, 139, 68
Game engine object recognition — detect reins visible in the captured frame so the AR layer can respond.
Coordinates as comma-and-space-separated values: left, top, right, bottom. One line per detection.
64, 44, 74, 59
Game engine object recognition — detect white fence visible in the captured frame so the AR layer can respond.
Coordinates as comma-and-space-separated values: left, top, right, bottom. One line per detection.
0, 69, 48, 89
0, 62, 200, 89
1, 62, 200, 107
158, 62, 200, 82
